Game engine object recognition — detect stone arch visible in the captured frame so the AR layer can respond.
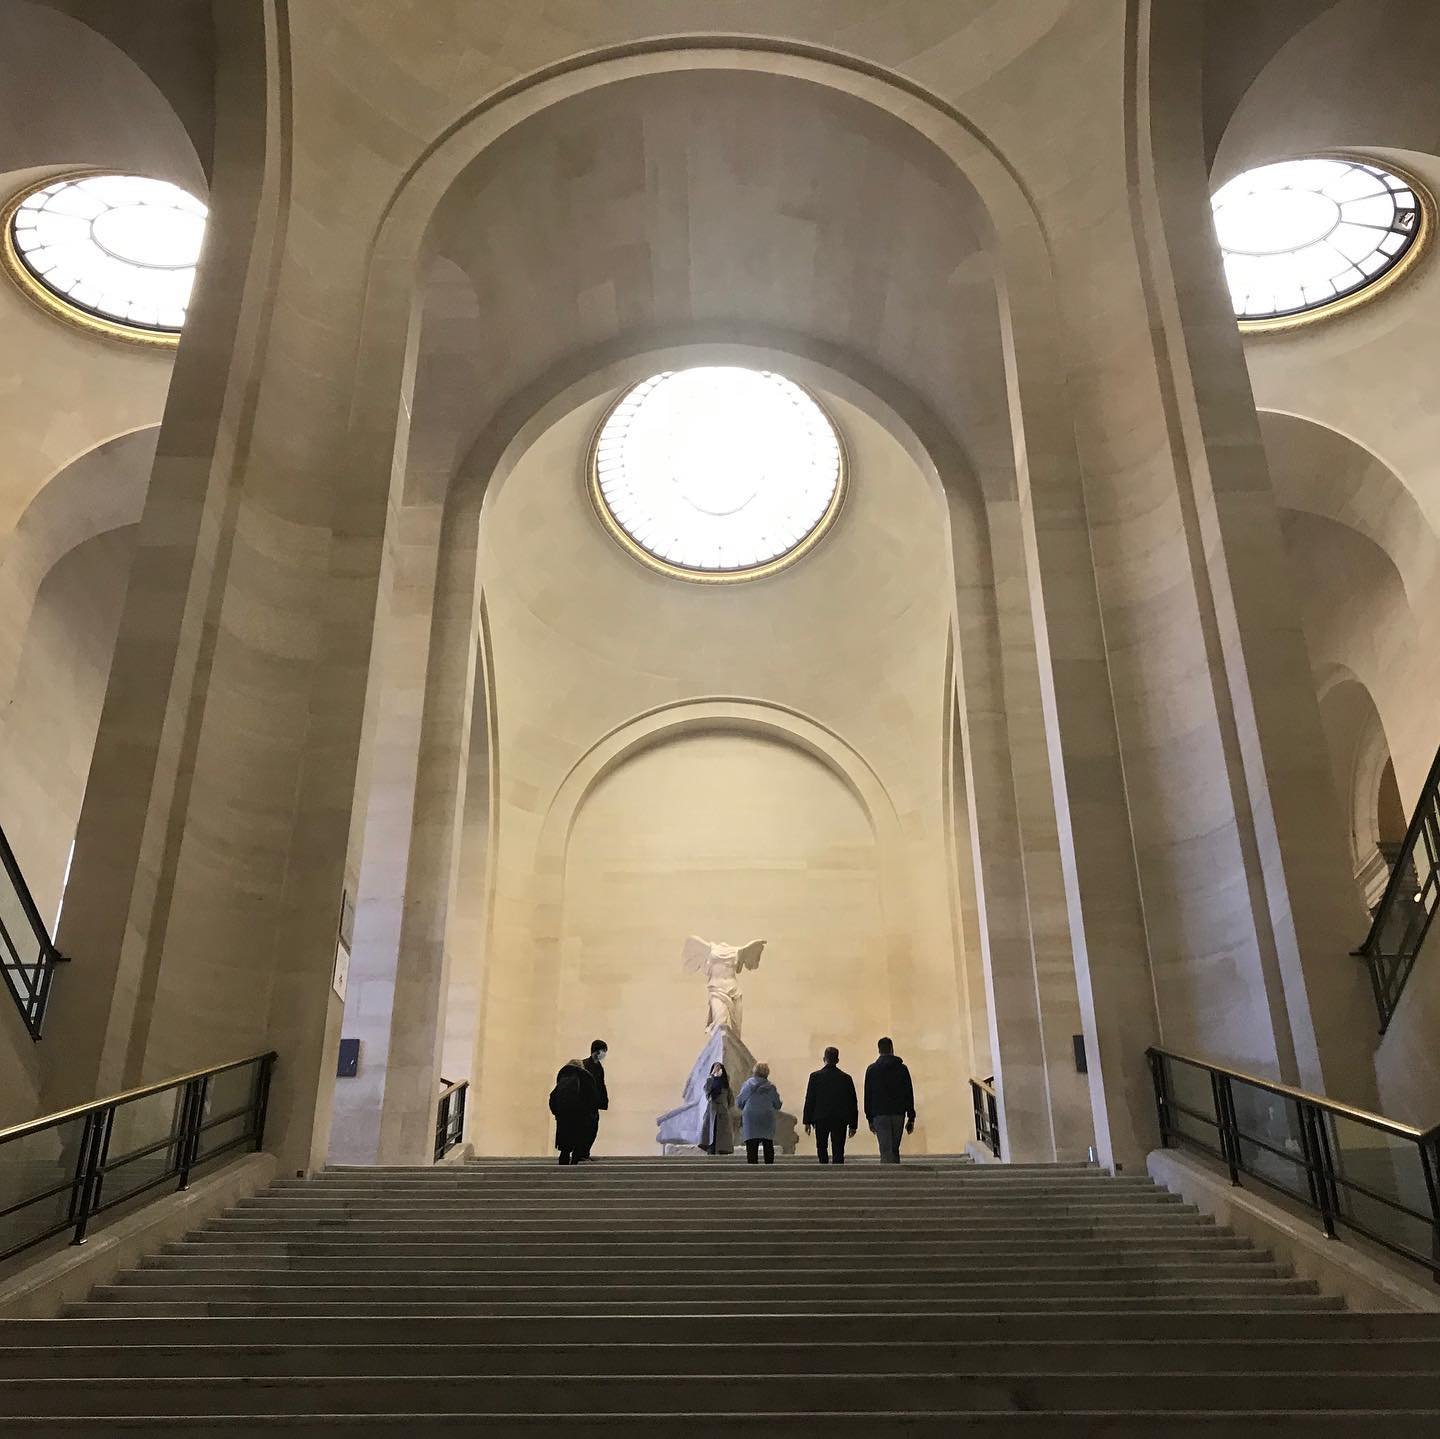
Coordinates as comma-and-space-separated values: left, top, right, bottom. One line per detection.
0, 2, 205, 191
1314, 669, 1404, 909
343, 40, 1065, 533
348, 41, 1124, 1164
1263, 409, 1440, 803
1260, 410, 1440, 614
361, 330, 1003, 1162
0, 426, 153, 718
0, 528, 137, 918
511, 699, 906, 1156
538, 697, 902, 878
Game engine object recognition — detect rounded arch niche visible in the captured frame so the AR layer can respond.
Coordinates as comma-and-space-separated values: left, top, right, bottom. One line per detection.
556, 723, 885, 1154
456, 698, 948, 1159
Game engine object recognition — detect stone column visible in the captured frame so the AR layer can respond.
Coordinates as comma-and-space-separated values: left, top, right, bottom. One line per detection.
44, 1, 288, 1109
1134, 0, 1378, 1103
991, 218, 1162, 1171
949, 485, 1094, 1162
375, 489, 483, 1165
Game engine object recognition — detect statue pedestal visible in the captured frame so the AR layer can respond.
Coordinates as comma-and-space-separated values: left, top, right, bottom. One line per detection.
655, 1025, 798, 1154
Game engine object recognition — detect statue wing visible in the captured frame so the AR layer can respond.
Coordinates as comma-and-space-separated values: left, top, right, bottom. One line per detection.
681, 935, 711, 972
736, 939, 767, 971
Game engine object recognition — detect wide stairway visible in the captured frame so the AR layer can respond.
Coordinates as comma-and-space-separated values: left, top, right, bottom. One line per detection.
4, 1156, 1440, 1433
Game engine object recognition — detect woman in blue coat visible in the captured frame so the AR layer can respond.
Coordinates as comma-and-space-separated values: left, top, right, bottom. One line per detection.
736, 1062, 783, 1164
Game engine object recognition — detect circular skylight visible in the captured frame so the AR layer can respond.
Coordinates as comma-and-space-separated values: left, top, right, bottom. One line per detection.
1212, 157, 1424, 326
5, 174, 207, 338
590, 368, 845, 580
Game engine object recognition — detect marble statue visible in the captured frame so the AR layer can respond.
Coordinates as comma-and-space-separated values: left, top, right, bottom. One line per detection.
682, 934, 766, 1037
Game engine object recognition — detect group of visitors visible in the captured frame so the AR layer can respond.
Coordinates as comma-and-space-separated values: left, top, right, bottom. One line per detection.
549, 1036, 918, 1165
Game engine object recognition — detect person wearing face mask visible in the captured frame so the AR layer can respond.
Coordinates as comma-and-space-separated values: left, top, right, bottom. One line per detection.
700, 1061, 734, 1156
576, 1039, 609, 1161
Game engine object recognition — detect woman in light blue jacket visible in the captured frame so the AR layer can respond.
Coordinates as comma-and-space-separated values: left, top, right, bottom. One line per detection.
736, 1062, 783, 1165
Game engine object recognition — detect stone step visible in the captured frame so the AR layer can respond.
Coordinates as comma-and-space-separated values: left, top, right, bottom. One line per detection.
9, 1412, 1438, 1436
164, 1232, 1255, 1258
190, 1217, 1229, 1241
14, 1308, 1418, 1344
428, 1159, 995, 1169
5, 1369, 1436, 1417
116, 1260, 1290, 1288
8, 1156, 1427, 1432
89, 1270, 1322, 1299
144, 1247, 1269, 1274
222, 1203, 1192, 1223
217, 1212, 1200, 1229
64, 1293, 1342, 1319
7, 1336, 1440, 1380
235, 1189, 1182, 1208
283, 1181, 1123, 1192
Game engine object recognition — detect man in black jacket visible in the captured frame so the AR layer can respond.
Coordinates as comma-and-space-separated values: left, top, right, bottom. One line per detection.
576, 1039, 608, 1161
802, 1046, 858, 1164
549, 1060, 599, 1166
864, 1036, 916, 1163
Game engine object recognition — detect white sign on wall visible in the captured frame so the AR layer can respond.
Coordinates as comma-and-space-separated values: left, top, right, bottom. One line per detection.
332, 941, 350, 1002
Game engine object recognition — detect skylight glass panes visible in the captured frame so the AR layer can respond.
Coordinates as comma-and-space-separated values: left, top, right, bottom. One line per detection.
1211, 158, 1423, 324
8, 174, 207, 335
591, 368, 844, 579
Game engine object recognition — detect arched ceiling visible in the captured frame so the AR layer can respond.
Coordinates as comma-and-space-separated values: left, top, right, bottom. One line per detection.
1, 2, 205, 191
1259, 409, 1437, 605
1197, 0, 1342, 165
421, 68, 1009, 495
27, 0, 214, 177
1213, 0, 1440, 182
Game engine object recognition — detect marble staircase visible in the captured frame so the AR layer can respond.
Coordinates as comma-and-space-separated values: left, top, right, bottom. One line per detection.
2, 1156, 1439, 1433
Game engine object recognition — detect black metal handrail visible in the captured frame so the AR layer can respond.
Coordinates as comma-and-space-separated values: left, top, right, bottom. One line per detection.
0, 820, 69, 1039
0, 1051, 275, 1263
1354, 742, 1440, 1031
969, 1075, 1000, 1159
435, 1078, 468, 1162
1148, 1046, 1440, 1277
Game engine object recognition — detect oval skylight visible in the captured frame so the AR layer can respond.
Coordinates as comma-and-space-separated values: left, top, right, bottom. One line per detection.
6, 174, 207, 338
590, 368, 845, 580
1212, 157, 1424, 326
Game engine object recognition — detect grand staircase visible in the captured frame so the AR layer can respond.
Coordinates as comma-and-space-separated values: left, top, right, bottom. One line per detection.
4, 1156, 1440, 1432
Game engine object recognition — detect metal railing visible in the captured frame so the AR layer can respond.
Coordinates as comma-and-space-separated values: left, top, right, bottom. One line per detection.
1148, 1046, 1440, 1278
0, 820, 68, 1039
970, 1075, 1000, 1159
0, 1051, 275, 1263
435, 1077, 468, 1162
1354, 743, 1440, 1031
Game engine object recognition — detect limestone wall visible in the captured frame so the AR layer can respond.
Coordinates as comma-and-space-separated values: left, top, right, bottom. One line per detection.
1374, 920, 1440, 1131
0, 1014, 41, 1127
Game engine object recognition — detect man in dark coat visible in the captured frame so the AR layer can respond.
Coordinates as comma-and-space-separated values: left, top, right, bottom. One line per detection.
576, 1039, 609, 1161
802, 1045, 859, 1164
864, 1036, 916, 1164
549, 1059, 599, 1165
